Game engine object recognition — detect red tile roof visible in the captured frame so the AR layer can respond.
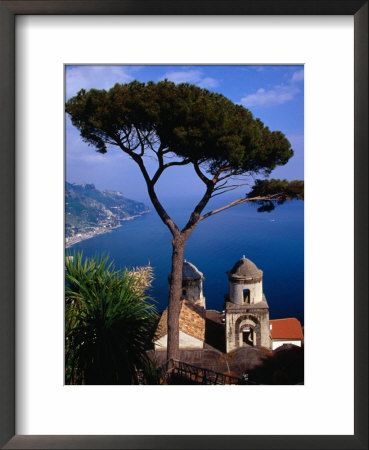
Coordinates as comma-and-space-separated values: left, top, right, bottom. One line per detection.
269, 318, 304, 340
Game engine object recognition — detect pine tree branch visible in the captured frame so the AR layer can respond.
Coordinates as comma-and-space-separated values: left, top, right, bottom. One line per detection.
199, 194, 282, 221
116, 140, 180, 237
151, 159, 191, 186
194, 162, 212, 186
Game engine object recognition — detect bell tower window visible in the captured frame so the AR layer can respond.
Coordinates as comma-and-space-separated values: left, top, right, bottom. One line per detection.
243, 289, 250, 303
242, 326, 254, 346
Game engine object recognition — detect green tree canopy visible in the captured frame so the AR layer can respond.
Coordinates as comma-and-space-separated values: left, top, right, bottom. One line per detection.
66, 80, 293, 179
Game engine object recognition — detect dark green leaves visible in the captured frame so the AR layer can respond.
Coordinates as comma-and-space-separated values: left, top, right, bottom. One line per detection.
66, 80, 293, 176
65, 252, 157, 384
248, 179, 304, 199
247, 179, 304, 212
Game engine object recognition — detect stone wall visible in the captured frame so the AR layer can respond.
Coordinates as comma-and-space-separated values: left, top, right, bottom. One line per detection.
271, 339, 302, 350
154, 331, 204, 350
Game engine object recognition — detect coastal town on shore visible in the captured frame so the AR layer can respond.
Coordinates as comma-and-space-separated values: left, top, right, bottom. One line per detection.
65, 212, 148, 248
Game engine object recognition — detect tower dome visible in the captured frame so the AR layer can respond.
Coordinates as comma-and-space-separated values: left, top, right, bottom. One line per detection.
182, 260, 204, 281
168, 260, 205, 308
228, 255, 263, 282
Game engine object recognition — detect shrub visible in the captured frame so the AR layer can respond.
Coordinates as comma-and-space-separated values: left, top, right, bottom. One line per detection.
65, 252, 157, 384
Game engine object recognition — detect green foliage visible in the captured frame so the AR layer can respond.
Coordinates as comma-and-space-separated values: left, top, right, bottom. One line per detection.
65, 252, 158, 384
66, 80, 293, 177
247, 179, 304, 212
248, 178, 304, 199
140, 358, 163, 385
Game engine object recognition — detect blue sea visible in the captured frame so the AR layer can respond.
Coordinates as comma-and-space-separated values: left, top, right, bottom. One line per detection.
68, 197, 304, 325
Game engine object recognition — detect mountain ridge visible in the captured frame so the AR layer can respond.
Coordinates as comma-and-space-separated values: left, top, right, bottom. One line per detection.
65, 182, 149, 246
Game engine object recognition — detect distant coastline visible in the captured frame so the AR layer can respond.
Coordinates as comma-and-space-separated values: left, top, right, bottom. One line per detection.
65, 210, 149, 248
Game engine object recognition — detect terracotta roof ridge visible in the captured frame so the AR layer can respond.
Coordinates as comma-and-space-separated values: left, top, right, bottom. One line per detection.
270, 318, 300, 322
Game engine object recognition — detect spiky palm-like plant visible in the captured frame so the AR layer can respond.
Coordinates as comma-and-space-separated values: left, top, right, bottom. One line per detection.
65, 252, 157, 384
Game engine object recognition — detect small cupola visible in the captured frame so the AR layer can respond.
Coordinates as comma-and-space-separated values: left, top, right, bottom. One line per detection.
227, 255, 263, 282
182, 260, 204, 281
227, 255, 263, 305
168, 260, 206, 308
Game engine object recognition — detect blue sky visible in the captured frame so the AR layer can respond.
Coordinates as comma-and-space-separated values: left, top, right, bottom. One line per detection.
66, 65, 304, 203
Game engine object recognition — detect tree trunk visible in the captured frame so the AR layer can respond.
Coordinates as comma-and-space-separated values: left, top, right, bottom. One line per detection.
167, 235, 186, 360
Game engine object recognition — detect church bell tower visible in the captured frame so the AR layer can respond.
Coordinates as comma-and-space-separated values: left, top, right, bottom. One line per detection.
225, 256, 271, 352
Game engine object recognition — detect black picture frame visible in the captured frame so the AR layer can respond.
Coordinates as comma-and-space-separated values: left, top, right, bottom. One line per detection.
0, 1, 367, 449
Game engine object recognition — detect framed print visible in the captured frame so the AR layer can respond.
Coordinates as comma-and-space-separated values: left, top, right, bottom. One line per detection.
0, 1, 367, 449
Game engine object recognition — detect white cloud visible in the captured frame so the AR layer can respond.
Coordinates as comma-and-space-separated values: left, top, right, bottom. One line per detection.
291, 69, 304, 83
198, 76, 219, 89
240, 67, 304, 108
66, 65, 134, 99
241, 84, 300, 108
162, 69, 202, 84
161, 69, 219, 89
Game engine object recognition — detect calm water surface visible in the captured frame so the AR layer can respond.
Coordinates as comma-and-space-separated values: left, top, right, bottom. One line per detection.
69, 197, 304, 324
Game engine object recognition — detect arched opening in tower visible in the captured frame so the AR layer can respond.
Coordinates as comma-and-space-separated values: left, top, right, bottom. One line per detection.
242, 326, 254, 346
